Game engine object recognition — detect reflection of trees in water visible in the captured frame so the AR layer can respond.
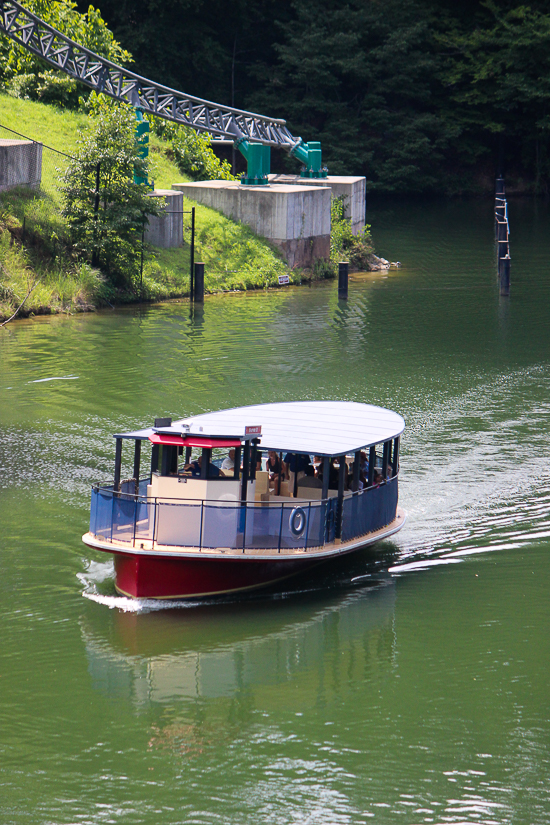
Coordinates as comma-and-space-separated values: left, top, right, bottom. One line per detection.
82, 582, 396, 752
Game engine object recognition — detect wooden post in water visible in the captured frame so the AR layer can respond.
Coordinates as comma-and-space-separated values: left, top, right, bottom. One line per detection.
338, 261, 349, 299
495, 177, 511, 296
189, 206, 195, 300
194, 262, 205, 303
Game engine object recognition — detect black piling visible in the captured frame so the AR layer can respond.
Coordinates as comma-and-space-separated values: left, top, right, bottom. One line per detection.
194, 262, 205, 303
495, 177, 511, 296
190, 206, 195, 300
338, 261, 349, 299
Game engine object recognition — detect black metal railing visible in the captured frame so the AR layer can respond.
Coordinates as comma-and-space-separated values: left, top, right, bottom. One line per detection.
89, 477, 399, 554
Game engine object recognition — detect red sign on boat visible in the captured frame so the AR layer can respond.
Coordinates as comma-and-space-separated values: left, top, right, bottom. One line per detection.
245, 425, 262, 435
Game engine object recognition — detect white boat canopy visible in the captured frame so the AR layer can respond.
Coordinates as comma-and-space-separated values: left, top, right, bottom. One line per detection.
116, 401, 405, 458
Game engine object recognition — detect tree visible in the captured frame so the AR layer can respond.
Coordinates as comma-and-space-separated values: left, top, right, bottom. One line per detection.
436, 1, 550, 193
61, 105, 159, 289
70, 0, 550, 193
0, 0, 132, 107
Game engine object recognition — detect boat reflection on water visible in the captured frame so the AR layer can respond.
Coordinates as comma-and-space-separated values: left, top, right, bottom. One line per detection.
81, 577, 397, 714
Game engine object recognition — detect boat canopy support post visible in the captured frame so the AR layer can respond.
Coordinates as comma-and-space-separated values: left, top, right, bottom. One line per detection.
201, 447, 211, 479
250, 438, 259, 480
392, 437, 399, 477
321, 456, 329, 500
114, 437, 122, 492
335, 455, 346, 540
151, 444, 159, 475
382, 440, 390, 477
241, 440, 251, 503
233, 447, 241, 480
160, 445, 174, 476
368, 446, 376, 487
133, 440, 141, 495
352, 450, 360, 492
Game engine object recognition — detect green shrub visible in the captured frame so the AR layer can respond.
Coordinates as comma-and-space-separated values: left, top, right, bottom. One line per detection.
330, 195, 374, 270
60, 106, 159, 290
151, 119, 236, 182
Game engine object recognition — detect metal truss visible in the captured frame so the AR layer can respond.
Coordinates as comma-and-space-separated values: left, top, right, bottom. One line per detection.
0, 0, 299, 148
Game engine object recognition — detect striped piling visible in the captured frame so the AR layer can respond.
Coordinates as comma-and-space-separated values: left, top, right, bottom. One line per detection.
495, 178, 511, 297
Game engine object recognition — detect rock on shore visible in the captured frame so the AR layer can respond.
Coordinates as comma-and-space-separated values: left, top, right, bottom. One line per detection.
365, 254, 391, 271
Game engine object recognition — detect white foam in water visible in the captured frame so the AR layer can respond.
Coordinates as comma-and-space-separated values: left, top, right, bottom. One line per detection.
28, 375, 79, 383
82, 591, 144, 612
79, 560, 216, 612
388, 558, 462, 573
392, 364, 550, 568
82, 590, 219, 612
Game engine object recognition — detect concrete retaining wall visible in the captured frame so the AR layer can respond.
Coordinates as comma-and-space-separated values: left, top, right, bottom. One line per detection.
0, 139, 42, 192
172, 180, 331, 268
269, 174, 366, 235
144, 189, 183, 248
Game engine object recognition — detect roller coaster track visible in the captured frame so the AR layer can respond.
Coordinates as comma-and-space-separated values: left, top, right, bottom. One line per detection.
0, 0, 299, 148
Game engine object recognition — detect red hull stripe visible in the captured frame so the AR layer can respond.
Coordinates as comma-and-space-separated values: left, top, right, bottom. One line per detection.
148, 434, 242, 448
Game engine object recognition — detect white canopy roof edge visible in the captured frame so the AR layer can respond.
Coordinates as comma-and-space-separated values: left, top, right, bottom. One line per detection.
115, 401, 405, 457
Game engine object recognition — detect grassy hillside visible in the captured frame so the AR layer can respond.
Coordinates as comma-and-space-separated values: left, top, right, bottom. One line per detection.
0, 94, 297, 322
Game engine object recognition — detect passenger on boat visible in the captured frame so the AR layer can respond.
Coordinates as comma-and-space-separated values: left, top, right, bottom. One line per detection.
266, 451, 282, 479
266, 451, 283, 494
221, 449, 235, 470
373, 469, 383, 487
184, 455, 221, 478
348, 461, 367, 492
284, 452, 311, 493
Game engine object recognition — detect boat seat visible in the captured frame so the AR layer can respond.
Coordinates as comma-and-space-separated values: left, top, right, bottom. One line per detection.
255, 470, 270, 494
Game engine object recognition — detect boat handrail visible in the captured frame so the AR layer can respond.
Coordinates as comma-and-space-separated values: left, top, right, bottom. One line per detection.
91, 476, 398, 507
89, 476, 399, 553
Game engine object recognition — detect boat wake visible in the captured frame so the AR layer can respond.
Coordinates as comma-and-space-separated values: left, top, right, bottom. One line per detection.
390, 364, 550, 572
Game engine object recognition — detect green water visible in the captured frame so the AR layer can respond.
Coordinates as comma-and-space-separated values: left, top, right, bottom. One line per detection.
1, 197, 550, 824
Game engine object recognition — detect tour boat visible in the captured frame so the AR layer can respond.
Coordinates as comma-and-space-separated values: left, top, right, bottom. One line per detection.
82, 401, 406, 599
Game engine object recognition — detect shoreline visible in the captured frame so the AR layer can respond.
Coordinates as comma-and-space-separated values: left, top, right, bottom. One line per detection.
0, 254, 393, 326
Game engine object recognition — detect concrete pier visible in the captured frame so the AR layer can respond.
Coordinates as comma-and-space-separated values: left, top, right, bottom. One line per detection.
145, 189, 183, 248
172, 180, 331, 268
0, 139, 42, 192
269, 174, 366, 234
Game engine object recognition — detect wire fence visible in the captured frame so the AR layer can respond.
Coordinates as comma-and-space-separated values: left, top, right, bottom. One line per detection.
0, 121, 196, 290
0, 120, 74, 202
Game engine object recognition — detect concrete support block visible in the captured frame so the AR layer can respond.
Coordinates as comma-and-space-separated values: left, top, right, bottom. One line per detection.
172, 180, 331, 268
269, 174, 366, 235
0, 139, 42, 192
144, 189, 183, 248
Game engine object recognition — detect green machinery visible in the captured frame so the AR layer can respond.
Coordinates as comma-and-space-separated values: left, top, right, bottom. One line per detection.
133, 109, 152, 188
235, 137, 327, 186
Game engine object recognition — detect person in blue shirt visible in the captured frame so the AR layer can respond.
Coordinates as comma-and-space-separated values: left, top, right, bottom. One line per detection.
184, 454, 220, 478
283, 453, 312, 495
